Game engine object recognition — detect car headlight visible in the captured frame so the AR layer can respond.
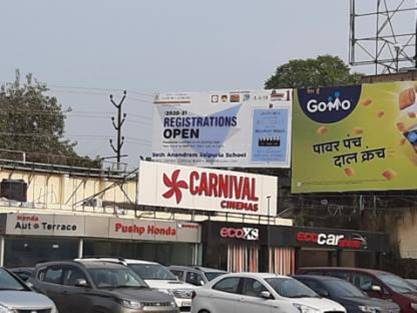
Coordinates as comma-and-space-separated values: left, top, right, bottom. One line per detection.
158, 288, 173, 295
359, 305, 380, 313
171, 301, 177, 308
411, 303, 417, 311
120, 299, 143, 310
0, 305, 14, 313
293, 304, 321, 313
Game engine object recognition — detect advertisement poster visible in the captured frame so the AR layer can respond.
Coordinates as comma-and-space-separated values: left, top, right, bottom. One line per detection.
292, 81, 417, 193
138, 161, 278, 216
152, 89, 292, 168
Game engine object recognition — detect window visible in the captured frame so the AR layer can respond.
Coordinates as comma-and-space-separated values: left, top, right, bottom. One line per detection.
170, 270, 184, 280
328, 271, 351, 280
376, 272, 416, 293
88, 267, 147, 289
205, 272, 225, 281
0, 269, 26, 291
300, 279, 329, 297
351, 273, 375, 291
43, 266, 64, 285
213, 277, 240, 294
265, 277, 318, 298
63, 266, 88, 287
128, 264, 177, 281
241, 278, 268, 298
186, 272, 204, 286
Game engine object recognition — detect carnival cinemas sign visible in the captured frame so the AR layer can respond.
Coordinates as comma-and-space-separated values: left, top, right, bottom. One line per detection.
138, 161, 278, 216
296, 231, 367, 249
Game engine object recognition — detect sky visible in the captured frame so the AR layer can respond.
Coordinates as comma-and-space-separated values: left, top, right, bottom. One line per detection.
0, 0, 413, 167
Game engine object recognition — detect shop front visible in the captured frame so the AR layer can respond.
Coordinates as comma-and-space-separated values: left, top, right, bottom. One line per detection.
269, 226, 389, 270
0, 213, 201, 267
202, 221, 389, 275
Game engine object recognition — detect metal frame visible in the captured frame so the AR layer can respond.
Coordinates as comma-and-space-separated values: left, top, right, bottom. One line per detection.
349, 0, 417, 74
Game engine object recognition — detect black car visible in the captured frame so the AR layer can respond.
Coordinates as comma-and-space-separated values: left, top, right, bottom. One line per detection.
29, 260, 179, 313
9, 267, 34, 282
294, 275, 400, 313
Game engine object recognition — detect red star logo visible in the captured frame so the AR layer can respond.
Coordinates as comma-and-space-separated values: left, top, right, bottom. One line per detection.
162, 169, 188, 204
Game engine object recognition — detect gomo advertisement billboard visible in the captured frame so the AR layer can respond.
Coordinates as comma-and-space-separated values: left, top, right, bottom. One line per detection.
138, 161, 278, 216
292, 81, 417, 193
151, 89, 292, 168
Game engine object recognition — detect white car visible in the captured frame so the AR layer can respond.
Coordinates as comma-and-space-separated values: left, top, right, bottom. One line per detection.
79, 258, 195, 311
191, 272, 347, 313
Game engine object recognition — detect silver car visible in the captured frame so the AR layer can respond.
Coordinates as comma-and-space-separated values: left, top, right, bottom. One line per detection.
0, 267, 58, 313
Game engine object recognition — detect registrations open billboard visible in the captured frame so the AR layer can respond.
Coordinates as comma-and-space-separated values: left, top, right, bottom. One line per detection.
151, 90, 292, 168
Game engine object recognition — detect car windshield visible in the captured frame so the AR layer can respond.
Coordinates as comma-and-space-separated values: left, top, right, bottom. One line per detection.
205, 272, 225, 281
129, 264, 178, 280
323, 279, 366, 298
88, 268, 148, 289
376, 272, 417, 294
266, 277, 319, 298
0, 269, 26, 291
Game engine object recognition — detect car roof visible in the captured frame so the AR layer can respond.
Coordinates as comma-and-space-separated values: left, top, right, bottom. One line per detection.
221, 272, 290, 279
169, 265, 226, 273
79, 258, 160, 265
299, 267, 388, 275
36, 260, 127, 269
294, 274, 345, 282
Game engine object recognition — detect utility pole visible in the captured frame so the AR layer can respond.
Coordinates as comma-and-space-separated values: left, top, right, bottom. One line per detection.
109, 90, 127, 169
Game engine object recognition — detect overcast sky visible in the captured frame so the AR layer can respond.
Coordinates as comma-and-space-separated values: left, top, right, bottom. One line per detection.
0, 0, 412, 167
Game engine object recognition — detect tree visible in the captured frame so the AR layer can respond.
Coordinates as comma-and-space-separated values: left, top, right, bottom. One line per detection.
265, 55, 363, 89
0, 70, 101, 167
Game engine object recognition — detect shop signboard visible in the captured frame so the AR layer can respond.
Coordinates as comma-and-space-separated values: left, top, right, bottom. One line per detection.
202, 221, 268, 245
138, 161, 278, 216
292, 81, 417, 193
2, 213, 201, 243
5, 213, 85, 237
152, 89, 292, 168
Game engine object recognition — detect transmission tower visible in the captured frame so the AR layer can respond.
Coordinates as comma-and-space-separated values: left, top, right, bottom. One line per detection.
349, 0, 417, 74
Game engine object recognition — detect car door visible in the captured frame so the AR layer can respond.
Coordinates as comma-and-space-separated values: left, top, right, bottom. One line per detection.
210, 277, 241, 313
35, 265, 67, 311
236, 278, 272, 313
61, 265, 94, 313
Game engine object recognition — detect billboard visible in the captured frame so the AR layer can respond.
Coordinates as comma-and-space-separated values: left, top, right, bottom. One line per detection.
151, 89, 292, 168
138, 161, 278, 216
292, 81, 417, 193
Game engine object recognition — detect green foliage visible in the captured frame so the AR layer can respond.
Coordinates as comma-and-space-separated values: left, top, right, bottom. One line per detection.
0, 70, 101, 168
265, 55, 363, 89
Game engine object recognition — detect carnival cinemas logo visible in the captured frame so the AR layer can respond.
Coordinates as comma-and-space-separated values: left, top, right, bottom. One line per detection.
162, 169, 260, 212
296, 231, 367, 249
298, 86, 362, 123
220, 227, 259, 241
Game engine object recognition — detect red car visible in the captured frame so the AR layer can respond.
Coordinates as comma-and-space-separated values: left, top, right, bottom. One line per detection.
297, 267, 417, 313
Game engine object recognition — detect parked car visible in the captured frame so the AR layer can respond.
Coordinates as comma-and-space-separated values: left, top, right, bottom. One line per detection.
29, 260, 179, 313
80, 258, 195, 312
9, 267, 34, 282
294, 275, 400, 313
169, 265, 226, 286
191, 272, 346, 313
297, 267, 417, 313
0, 266, 58, 312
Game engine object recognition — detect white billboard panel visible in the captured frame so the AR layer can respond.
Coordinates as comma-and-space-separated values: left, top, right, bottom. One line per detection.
138, 161, 277, 216
152, 89, 292, 168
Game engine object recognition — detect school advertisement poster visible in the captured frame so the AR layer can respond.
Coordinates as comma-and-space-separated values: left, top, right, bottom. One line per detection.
152, 89, 292, 168
292, 81, 417, 193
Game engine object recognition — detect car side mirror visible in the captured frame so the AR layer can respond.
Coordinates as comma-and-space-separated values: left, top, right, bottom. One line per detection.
200, 280, 205, 286
260, 291, 272, 299
25, 281, 34, 289
371, 285, 382, 293
75, 278, 89, 288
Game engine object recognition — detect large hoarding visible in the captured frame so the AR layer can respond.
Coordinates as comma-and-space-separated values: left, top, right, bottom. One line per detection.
151, 90, 292, 168
292, 81, 417, 193
138, 161, 278, 216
